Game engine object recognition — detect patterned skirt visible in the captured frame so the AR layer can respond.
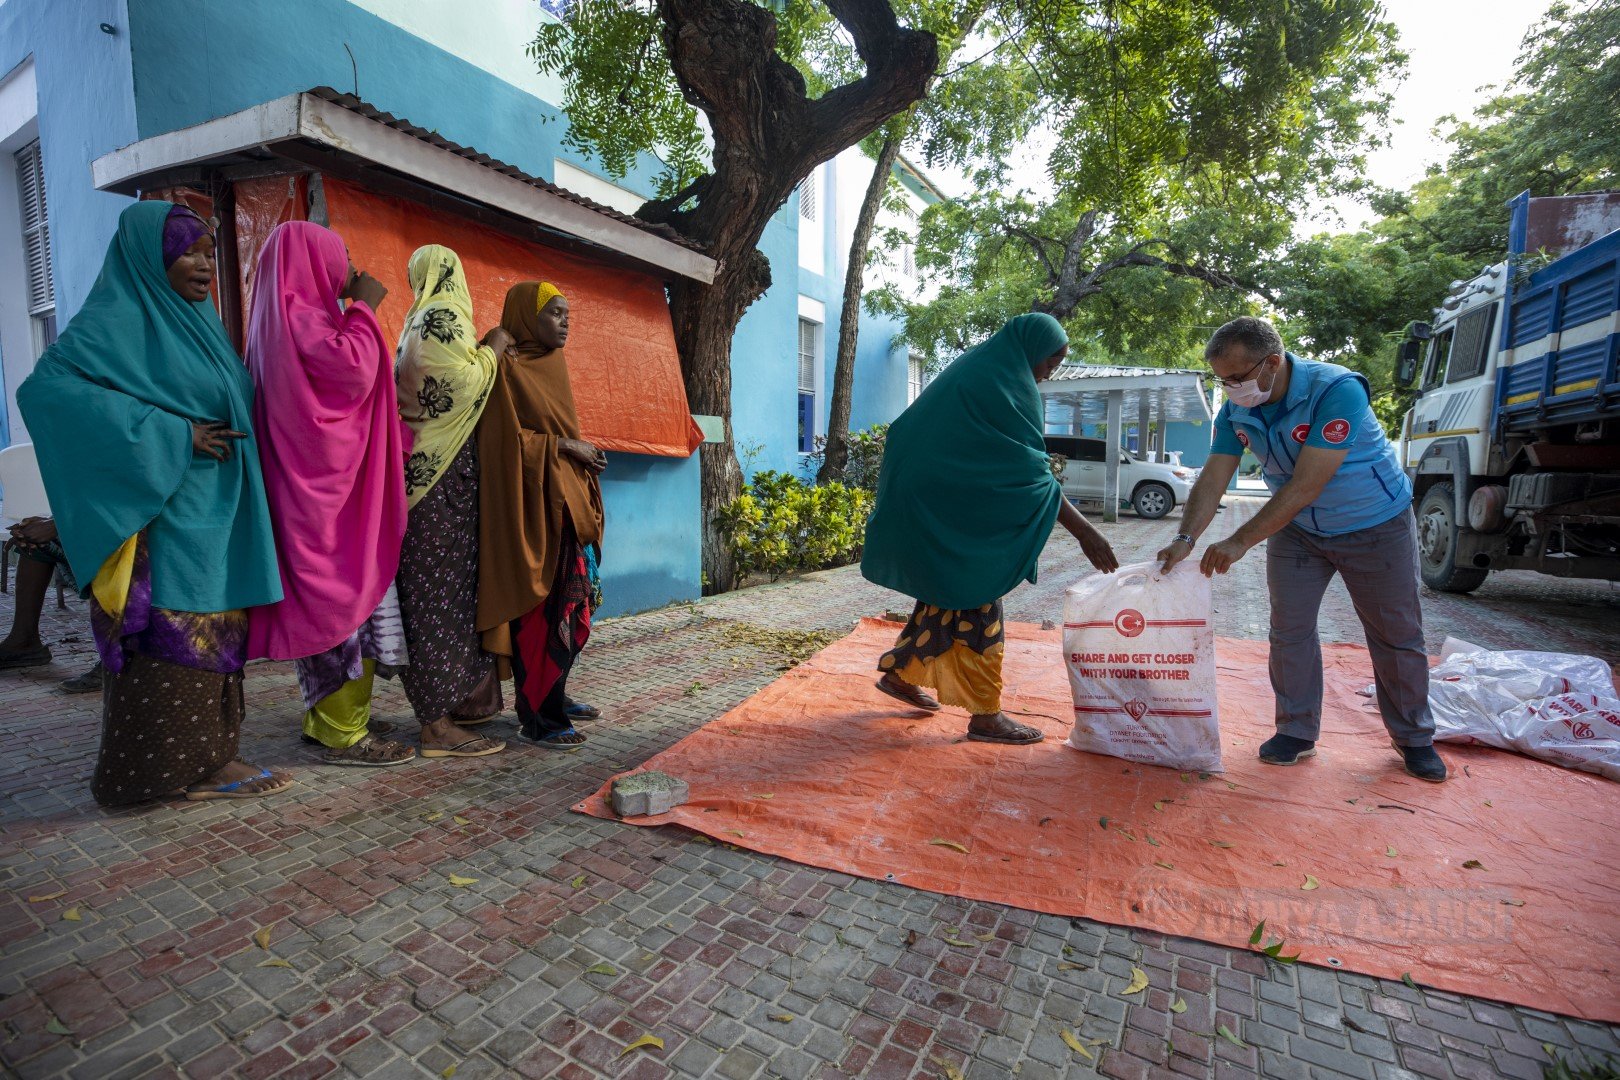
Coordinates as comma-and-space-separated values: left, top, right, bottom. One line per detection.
293, 584, 409, 710
877, 600, 1006, 715
88, 534, 247, 806
397, 439, 501, 721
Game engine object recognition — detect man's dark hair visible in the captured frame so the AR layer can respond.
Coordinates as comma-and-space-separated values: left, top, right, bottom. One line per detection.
1205, 317, 1284, 363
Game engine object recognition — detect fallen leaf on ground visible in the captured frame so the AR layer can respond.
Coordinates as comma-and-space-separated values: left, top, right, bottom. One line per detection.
446, 874, 478, 888
1154, 861, 1174, 870
1180, 773, 1191, 783
1145, 836, 1161, 847
1062, 944, 1075, 956
1060, 1029, 1094, 1060
452, 816, 470, 826
1119, 966, 1149, 996
1224, 780, 1239, 790
1301, 875, 1320, 891
943, 936, 977, 948
929, 1055, 966, 1080
619, 1034, 664, 1057
46, 1018, 72, 1036
1250, 921, 1266, 946
1153, 801, 1166, 812
257, 958, 293, 969
1098, 816, 1109, 830
726, 830, 745, 838
691, 835, 713, 844
928, 838, 970, 853
253, 924, 273, 949
974, 932, 995, 942
1462, 860, 1486, 870
420, 812, 443, 822
1500, 899, 1525, 907
441, 1066, 457, 1078
768, 1013, 794, 1023
905, 930, 918, 947
1385, 846, 1398, 858
570, 875, 587, 889
586, 963, 618, 976
27, 891, 65, 903
1484, 799, 1493, 807
1210, 840, 1233, 849
1170, 998, 1187, 1014
750, 793, 774, 800
1117, 829, 1137, 841
1401, 972, 1418, 990
61, 908, 81, 922
1216, 1024, 1246, 1049
1057, 962, 1083, 971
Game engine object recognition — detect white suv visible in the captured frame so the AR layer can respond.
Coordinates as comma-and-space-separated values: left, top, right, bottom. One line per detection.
1044, 436, 1197, 519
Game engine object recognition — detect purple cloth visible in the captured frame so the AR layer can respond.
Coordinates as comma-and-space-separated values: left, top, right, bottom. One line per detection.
161, 206, 211, 269
90, 533, 246, 676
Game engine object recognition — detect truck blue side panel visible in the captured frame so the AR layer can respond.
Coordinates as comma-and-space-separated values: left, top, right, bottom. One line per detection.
1494, 229, 1620, 435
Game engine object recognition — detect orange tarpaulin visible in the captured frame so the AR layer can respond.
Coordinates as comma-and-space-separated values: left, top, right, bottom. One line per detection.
321, 177, 702, 458
580, 618, 1620, 1023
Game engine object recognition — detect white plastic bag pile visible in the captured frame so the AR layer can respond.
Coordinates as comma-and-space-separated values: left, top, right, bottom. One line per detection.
1429, 637, 1620, 781
1063, 562, 1223, 772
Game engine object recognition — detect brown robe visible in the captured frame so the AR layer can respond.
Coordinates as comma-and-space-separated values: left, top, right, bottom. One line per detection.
476, 282, 604, 658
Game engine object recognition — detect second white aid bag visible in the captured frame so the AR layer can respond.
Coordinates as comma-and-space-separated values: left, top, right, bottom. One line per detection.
1063, 561, 1223, 772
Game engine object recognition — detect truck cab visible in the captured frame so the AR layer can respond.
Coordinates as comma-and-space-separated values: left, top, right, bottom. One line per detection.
1397, 191, 1620, 591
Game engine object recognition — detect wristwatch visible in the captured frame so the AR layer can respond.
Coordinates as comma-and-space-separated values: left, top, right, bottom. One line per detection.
1172, 533, 1195, 546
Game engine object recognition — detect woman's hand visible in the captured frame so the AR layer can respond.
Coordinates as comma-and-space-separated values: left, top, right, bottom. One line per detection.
8, 517, 57, 548
481, 327, 515, 356
1076, 523, 1119, 574
342, 270, 388, 311
192, 421, 245, 462
560, 438, 607, 475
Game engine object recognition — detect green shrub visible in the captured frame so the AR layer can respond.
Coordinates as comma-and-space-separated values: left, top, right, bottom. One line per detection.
716, 470, 874, 581
803, 423, 889, 492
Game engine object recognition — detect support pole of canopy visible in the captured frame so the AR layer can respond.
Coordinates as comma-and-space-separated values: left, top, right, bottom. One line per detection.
1154, 396, 1166, 459
1137, 399, 1151, 461
1104, 389, 1123, 522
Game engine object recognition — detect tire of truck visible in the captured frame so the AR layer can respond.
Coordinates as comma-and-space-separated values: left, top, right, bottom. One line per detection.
1416, 481, 1488, 593
1132, 482, 1174, 520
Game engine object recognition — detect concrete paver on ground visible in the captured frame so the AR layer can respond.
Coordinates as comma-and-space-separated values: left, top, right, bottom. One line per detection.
2, 496, 1617, 1079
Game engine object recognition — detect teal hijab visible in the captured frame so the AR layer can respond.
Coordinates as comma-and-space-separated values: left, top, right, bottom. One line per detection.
16, 201, 282, 612
862, 313, 1067, 610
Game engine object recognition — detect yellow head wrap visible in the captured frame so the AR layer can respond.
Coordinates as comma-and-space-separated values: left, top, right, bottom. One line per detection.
535, 281, 565, 313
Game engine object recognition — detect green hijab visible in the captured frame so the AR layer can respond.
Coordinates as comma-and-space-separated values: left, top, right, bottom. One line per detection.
861, 313, 1067, 610
16, 200, 281, 612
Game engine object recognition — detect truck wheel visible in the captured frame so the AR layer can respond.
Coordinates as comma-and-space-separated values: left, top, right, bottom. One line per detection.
1417, 482, 1488, 593
1132, 482, 1173, 520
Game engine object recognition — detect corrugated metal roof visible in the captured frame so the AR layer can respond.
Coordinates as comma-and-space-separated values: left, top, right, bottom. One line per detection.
306, 86, 707, 254
1045, 364, 1206, 382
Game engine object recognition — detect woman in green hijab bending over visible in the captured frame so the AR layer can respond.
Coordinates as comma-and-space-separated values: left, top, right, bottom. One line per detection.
862, 313, 1118, 744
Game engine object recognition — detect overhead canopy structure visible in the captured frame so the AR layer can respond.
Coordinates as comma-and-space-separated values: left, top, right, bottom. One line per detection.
1038, 364, 1215, 521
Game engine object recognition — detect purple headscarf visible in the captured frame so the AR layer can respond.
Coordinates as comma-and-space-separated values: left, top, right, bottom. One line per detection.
160, 205, 211, 268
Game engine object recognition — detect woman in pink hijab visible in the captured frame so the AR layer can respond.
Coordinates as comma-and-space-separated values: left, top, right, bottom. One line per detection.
246, 221, 501, 765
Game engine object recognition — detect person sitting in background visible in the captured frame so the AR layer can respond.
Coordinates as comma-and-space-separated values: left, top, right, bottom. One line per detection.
0, 517, 102, 691
17, 201, 290, 805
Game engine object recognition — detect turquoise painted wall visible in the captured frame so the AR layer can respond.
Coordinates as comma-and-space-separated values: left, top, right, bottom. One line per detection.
0, 0, 139, 449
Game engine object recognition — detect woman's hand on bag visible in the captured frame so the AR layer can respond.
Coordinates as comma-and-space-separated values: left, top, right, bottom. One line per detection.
1199, 537, 1249, 577
192, 420, 245, 462
1158, 537, 1193, 574
481, 327, 515, 356
561, 438, 607, 475
1078, 525, 1119, 574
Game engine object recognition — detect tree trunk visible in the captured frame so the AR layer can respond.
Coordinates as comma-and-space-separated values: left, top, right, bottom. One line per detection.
817, 134, 901, 486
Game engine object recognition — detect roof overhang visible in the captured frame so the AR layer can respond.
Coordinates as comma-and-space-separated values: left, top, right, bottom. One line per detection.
91, 91, 717, 285
1039, 366, 1213, 424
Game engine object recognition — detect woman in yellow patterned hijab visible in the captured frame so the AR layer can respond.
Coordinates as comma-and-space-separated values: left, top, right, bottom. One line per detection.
390, 244, 509, 762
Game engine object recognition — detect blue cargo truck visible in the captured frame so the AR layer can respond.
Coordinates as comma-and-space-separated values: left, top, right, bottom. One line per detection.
1396, 190, 1620, 591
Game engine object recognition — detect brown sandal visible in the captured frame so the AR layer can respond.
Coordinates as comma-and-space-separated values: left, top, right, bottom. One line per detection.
420, 734, 505, 759
875, 673, 941, 711
966, 715, 1044, 745
324, 734, 417, 767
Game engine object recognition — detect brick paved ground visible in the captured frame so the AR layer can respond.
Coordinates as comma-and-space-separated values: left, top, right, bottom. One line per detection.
2, 496, 1618, 1080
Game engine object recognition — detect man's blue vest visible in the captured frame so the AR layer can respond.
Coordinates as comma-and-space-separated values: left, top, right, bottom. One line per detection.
1224, 354, 1410, 537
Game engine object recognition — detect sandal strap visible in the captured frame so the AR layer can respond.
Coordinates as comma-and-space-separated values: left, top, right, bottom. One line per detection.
195, 767, 272, 793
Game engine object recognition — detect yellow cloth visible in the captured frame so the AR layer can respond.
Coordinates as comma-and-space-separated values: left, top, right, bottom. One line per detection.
302, 660, 376, 749
885, 641, 1005, 715
534, 281, 564, 313
395, 245, 498, 508
90, 535, 140, 622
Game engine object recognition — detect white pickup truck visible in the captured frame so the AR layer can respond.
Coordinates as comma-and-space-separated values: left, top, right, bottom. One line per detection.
1044, 435, 1197, 519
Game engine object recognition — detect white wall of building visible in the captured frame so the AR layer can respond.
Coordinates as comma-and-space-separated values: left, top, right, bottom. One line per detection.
348, 0, 568, 109
0, 59, 40, 446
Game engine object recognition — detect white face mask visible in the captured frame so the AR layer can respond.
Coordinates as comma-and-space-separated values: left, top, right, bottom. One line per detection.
1224, 361, 1276, 408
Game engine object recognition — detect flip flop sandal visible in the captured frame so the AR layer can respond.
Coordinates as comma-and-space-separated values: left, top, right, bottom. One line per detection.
564, 697, 602, 720
518, 727, 586, 751
420, 735, 505, 759
966, 725, 1044, 746
185, 767, 295, 800
0, 646, 52, 670
323, 735, 416, 768
300, 719, 397, 746
874, 677, 941, 711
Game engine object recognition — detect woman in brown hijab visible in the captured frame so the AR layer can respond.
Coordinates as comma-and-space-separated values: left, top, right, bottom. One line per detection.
477, 281, 605, 748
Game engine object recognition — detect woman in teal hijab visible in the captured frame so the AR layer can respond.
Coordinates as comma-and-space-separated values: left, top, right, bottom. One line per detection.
863, 312, 1118, 744
17, 200, 291, 805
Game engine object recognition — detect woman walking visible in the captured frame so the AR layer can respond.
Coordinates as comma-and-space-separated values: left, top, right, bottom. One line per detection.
863, 313, 1119, 744
17, 201, 289, 804
392, 244, 510, 749
477, 282, 605, 749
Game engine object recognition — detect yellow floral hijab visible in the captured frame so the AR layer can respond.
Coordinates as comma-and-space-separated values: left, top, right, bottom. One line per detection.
395, 245, 497, 507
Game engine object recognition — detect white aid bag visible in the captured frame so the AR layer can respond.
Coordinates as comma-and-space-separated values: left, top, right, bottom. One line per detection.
1063, 562, 1223, 772
1429, 647, 1620, 781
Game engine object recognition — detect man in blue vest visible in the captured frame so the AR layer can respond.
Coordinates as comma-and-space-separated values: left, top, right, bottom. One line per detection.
1158, 316, 1446, 782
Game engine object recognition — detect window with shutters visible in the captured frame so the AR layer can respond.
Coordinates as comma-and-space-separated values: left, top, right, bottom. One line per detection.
797, 172, 816, 221
15, 140, 56, 350
798, 318, 818, 452
907, 353, 929, 403
796, 168, 824, 272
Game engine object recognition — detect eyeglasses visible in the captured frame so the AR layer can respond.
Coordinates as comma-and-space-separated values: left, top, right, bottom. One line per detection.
1214, 354, 1273, 389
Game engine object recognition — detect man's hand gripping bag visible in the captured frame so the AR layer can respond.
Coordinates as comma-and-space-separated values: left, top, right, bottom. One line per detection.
1063, 562, 1223, 772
